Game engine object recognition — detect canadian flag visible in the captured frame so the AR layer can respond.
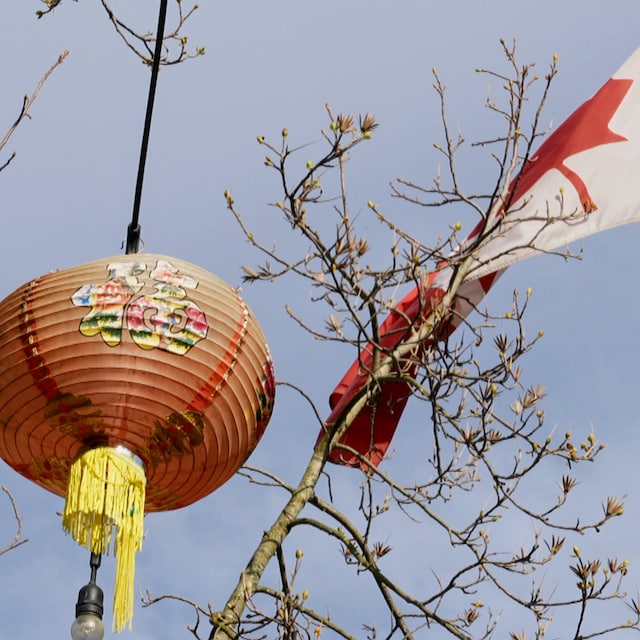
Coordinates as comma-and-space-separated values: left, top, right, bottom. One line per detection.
320, 48, 640, 466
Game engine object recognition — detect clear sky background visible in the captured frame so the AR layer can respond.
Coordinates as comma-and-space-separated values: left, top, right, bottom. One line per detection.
1, 2, 640, 638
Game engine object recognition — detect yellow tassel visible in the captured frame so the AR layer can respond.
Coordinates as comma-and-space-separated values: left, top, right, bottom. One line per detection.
63, 446, 146, 632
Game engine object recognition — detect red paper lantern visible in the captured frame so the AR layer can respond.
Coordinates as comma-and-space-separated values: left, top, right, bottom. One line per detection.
0, 253, 275, 629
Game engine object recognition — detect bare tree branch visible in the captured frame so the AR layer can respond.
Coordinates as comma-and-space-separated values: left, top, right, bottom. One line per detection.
0, 486, 28, 556
138, 42, 640, 640
0, 50, 69, 175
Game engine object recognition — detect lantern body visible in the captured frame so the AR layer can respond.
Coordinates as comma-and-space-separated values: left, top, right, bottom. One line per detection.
0, 254, 275, 511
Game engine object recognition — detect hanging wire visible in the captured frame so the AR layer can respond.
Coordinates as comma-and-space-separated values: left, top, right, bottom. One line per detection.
125, 0, 169, 254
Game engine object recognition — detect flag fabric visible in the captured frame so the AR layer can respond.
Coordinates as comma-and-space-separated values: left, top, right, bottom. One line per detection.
320, 47, 640, 467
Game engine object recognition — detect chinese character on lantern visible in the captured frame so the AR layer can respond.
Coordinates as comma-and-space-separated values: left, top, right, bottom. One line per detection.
72, 259, 209, 354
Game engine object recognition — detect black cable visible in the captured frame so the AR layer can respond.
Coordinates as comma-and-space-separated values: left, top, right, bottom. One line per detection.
125, 0, 169, 254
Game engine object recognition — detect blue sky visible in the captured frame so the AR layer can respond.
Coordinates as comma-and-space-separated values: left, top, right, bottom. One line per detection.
1, 2, 640, 638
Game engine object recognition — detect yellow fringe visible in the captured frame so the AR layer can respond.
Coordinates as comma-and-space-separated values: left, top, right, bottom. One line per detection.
63, 447, 146, 632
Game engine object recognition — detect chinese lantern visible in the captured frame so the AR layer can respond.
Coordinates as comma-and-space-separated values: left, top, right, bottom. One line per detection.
0, 253, 275, 631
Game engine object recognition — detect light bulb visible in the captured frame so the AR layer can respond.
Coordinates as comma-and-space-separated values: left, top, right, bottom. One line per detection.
72, 554, 105, 640
70, 613, 105, 640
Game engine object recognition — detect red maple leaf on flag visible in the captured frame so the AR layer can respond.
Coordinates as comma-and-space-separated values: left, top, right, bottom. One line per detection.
509, 77, 633, 212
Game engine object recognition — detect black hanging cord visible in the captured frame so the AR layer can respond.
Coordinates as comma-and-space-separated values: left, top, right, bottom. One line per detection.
125, 0, 169, 254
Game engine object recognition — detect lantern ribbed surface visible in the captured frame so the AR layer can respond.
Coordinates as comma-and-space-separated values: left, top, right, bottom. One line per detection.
0, 253, 275, 511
